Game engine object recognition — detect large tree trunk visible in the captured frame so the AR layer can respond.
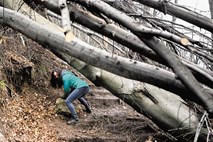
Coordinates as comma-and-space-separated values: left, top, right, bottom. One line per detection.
43, 0, 157, 60
53, 49, 201, 140
209, 0, 213, 19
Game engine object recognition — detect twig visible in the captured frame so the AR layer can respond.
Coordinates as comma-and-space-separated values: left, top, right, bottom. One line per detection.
19, 34, 26, 47
193, 111, 213, 142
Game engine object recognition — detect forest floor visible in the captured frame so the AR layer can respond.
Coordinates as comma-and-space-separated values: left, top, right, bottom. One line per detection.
0, 30, 170, 142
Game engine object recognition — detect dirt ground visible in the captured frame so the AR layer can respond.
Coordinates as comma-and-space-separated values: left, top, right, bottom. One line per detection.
0, 30, 170, 142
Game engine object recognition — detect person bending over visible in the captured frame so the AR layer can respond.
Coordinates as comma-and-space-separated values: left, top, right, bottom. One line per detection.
50, 69, 92, 125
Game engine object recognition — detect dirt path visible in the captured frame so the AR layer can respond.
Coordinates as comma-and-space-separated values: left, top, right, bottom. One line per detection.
50, 87, 168, 142
0, 85, 169, 142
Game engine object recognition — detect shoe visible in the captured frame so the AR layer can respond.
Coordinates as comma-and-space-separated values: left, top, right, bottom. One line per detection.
67, 118, 79, 125
85, 108, 92, 113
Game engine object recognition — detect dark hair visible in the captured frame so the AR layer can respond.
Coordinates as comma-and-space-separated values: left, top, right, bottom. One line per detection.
50, 70, 63, 88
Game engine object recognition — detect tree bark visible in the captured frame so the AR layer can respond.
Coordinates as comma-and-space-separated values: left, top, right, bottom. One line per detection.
0, 0, 62, 31
172, 0, 178, 22
209, 0, 213, 20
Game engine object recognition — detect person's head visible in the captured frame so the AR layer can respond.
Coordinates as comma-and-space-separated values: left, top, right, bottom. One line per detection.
50, 69, 63, 88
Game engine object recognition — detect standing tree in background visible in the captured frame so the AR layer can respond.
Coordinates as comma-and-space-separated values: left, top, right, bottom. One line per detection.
172, 0, 178, 22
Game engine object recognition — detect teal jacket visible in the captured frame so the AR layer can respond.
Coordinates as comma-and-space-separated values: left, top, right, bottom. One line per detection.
61, 70, 88, 96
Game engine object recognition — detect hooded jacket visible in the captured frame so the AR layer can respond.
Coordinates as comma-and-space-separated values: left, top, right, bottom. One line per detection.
61, 70, 88, 96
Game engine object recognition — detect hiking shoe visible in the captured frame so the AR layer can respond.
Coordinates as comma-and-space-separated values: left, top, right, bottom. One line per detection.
67, 118, 79, 125
84, 108, 92, 113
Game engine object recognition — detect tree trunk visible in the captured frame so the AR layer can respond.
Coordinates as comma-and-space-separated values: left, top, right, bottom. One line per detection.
136, 0, 213, 33
209, 0, 213, 19
58, 0, 73, 42
54, 51, 201, 140
172, 0, 178, 22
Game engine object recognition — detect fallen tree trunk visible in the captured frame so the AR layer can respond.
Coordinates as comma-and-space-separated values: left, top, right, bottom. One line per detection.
2, 6, 213, 105
0, 4, 209, 140
53, 50, 202, 141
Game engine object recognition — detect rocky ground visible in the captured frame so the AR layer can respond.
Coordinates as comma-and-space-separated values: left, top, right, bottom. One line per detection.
0, 29, 170, 142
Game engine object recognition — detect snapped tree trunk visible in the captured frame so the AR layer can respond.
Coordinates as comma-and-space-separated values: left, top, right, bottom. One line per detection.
53, 50, 201, 140
58, 0, 73, 42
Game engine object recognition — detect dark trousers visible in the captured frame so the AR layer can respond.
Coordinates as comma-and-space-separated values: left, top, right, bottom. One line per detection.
65, 86, 90, 118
